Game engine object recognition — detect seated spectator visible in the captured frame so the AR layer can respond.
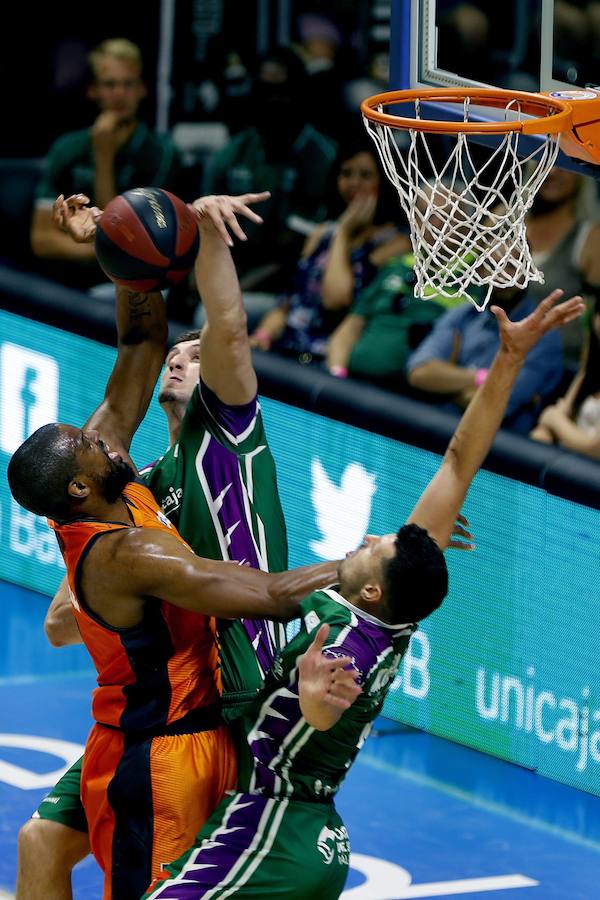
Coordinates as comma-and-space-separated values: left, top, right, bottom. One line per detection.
30, 38, 183, 291
248, 138, 410, 363
326, 252, 476, 386
524, 166, 600, 368
407, 286, 574, 434
530, 294, 600, 459
203, 45, 338, 294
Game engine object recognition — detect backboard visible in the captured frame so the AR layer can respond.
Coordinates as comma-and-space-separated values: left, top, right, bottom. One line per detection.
389, 0, 600, 177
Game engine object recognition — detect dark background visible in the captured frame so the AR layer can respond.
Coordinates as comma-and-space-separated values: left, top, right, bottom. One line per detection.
2, 0, 381, 157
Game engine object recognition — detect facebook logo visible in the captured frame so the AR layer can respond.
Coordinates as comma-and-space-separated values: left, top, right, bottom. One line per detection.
0, 344, 59, 454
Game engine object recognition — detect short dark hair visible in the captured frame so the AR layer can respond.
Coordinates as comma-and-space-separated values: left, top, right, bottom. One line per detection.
172, 329, 201, 347
382, 524, 448, 622
7, 424, 78, 520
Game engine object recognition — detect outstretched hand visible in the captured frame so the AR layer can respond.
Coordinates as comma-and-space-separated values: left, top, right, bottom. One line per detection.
298, 624, 362, 729
52, 194, 102, 243
491, 289, 585, 360
189, 192, 271, 247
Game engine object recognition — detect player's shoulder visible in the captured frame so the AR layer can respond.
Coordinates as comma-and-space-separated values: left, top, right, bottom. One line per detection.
299, 588, 356, 631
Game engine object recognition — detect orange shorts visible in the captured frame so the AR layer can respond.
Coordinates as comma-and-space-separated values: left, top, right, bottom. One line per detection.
82, 722, 237, 900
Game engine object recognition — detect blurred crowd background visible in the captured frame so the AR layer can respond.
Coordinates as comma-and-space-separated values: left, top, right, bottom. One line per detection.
3, 0, 600, 459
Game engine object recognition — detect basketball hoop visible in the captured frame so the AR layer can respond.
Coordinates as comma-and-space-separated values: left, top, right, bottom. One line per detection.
361, 87, 600, 310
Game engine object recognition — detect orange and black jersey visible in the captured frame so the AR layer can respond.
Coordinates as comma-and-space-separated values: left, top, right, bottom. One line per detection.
49, 481, 221, 734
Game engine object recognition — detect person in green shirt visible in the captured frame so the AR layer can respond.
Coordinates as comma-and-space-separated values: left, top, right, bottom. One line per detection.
30, 38, 182, 291
326, 252, 476, 386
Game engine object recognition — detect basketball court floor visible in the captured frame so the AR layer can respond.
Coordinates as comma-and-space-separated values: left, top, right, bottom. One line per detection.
1, 580, 599, 899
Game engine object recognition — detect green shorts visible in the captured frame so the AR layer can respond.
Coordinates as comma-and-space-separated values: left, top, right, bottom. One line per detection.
33, 756, 88, 833
144, 792, 350, 899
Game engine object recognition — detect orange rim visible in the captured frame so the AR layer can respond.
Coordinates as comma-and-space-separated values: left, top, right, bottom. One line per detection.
361, 88, 573, 136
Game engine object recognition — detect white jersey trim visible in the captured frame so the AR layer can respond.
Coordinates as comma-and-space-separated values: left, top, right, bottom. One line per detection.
321, 588, 414, 634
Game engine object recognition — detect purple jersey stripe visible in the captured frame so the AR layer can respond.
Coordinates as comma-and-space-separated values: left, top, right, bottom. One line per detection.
199, 380, 258, 440
149, 794, 279, 898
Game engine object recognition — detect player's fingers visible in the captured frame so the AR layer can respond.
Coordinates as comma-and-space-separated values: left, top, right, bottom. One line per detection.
325, 655, 354, 672
538, 288, 564, 312
52, 196, 66, 226
325, 696, 354, 710
329, 675, 362, 694
452, 523, 472, 538
559, 304, 586, 325
551, 296, 585, 322
489, 304, 508, 324
448, 538, 475, 551
456, 513, 469, 527
222, 208, 248, 241
328, 683, 362, 704
311, 623, 329, 654
201, 205, 234, 247
331, 671, 361, 690
238, 191, 270, 205
541, 299, 584, 333
65, 193, 90, 208
232, 203, 264, 224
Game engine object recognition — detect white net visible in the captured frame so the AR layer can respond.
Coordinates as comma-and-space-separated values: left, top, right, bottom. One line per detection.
363, 97, 561, 311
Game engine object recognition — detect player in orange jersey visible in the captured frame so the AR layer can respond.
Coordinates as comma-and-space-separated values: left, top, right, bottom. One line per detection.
8, 420, 337, 900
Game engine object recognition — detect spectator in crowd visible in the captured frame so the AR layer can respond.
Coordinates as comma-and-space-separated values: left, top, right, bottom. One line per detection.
326, 251, 475, 386
249, 138, 409, 364
524, 166, 600, 368
203, 45, 338, 295
530, 294, 600, 458
30, 38, 183, 291
406, 285, 572, 434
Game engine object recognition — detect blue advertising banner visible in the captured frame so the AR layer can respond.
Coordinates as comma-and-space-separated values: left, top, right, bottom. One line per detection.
0, 309, 598, 797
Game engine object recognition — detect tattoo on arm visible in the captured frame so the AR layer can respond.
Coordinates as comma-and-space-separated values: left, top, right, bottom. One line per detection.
122, 292, 153, 344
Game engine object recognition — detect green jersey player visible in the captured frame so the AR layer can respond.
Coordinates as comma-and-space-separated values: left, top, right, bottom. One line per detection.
144, 288, 585, 900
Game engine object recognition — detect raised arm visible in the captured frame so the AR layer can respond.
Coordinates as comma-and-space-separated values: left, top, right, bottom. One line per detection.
407, 290, 585, 550
321, 195, 377, 311
82, 528, 340, 629
190, 193, 270, 404
83, 287, 167, 461
52, 194, 167, 461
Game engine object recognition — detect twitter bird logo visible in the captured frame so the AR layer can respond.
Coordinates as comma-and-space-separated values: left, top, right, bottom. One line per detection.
310, 458, 377, 559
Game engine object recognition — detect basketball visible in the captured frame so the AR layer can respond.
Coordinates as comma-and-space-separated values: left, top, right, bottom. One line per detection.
95, 187, 200, 292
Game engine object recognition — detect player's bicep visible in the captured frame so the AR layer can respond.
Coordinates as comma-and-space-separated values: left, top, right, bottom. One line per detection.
111, 530, 273, 618
199, 328, 257, 406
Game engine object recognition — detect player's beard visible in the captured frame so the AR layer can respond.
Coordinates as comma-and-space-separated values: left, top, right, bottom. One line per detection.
95, 458, 136, 503
158, 388, 179, 404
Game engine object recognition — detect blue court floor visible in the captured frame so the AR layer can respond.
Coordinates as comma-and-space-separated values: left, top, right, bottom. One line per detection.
1, 583, 600, 898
